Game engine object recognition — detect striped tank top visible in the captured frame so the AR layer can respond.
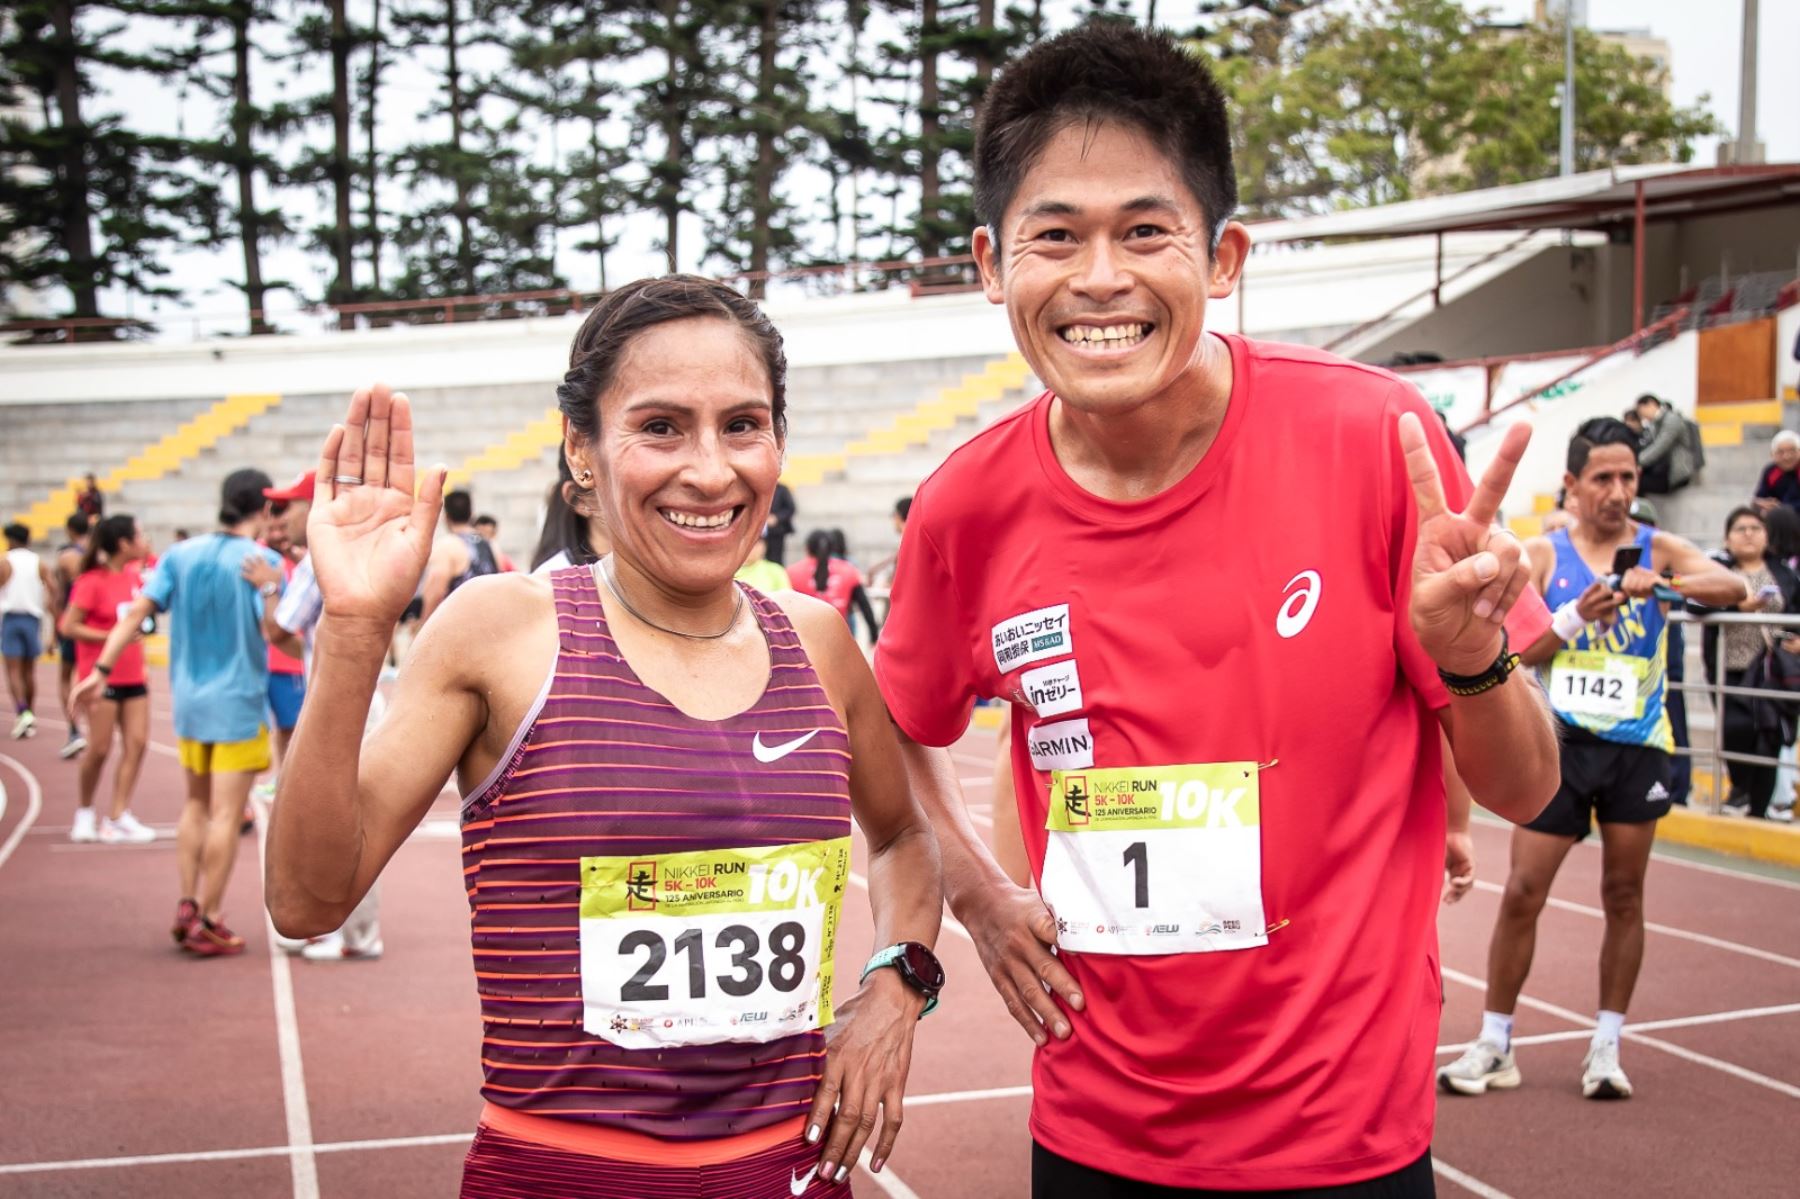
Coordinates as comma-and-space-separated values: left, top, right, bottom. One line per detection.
1541, 525, 1674, 753
460, 565, 852, 1138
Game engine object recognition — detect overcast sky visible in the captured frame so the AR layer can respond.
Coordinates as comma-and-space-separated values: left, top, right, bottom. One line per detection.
69, 0, 1800, 336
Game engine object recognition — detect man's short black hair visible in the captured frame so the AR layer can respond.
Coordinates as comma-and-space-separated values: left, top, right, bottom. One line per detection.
220, 468, 273, 526
1634, 393, 1662, 410
474, 514, 497, 529
4, 523, 28, 547
444, 490, 474, 525
974, 23, 1237, 245
894, 497, 912, 522
1569, 418, 1641, 476
65, 512, 90, 537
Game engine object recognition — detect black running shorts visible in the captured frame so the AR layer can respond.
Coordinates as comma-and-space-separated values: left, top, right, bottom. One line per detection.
103, 682, 149, 703
1526, 728, 1673, 840
1031, 1143, 1435, 1198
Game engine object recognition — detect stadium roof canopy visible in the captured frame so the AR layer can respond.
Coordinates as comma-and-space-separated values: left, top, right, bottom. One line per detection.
1248, 163, 1800, 244
1246, 162, 1800, 334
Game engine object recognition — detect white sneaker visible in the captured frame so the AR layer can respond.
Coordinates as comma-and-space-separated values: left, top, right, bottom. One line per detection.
1437, 1038, 1522, 1095
271, 931, 310, 954
11, 710, 35, 738
1581, 1040, 1633, 1099
301, 932, 383, 962
100, 812, 157, 844
59, 732, 87, 759
69, 807, 98, 843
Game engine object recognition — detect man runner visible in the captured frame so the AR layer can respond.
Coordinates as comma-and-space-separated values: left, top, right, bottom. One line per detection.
1, 523, 60, 738
419, 489, 498, 624
72, 469, 284, 956
1439, 418, 1743, 1101
875, 25, 1560, 1195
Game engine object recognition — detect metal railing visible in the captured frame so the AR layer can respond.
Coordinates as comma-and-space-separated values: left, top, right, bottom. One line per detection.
1666, 609, 1800, 814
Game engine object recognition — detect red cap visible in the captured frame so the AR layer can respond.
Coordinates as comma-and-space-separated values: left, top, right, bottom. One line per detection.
263, 470, 316, 503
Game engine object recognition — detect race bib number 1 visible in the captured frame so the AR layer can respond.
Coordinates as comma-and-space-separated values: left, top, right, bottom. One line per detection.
579, 838, 852, 1049
1039, 764, 1267, 956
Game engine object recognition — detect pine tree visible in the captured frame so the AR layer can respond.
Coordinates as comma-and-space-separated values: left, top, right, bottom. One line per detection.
286, 0, 359, 303
622, 0, 726, 273
0, 0, 224, 329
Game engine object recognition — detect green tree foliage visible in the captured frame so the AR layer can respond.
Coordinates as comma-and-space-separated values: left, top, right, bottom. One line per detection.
0, 0, 223, 327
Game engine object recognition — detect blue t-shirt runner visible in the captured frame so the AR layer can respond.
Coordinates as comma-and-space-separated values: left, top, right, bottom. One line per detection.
143, 532, 283, 745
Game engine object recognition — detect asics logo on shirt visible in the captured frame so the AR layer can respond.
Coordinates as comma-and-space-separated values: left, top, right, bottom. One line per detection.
1276, 570, 1323, 639
790, 1165, 817, 1195
753, 729, 822, 763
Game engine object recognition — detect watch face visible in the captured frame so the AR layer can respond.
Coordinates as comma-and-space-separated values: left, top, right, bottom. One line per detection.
898, 942, 945, 991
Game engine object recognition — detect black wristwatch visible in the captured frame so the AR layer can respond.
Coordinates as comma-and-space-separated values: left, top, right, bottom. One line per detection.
861, 942, 946, 1016
94, 662, 113, 678
1437, 628, 1518, 698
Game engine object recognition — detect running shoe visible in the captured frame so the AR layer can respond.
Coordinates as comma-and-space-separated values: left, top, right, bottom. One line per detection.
301, 932, 384, 962
239, 803, 255, 836
171, 897, 200, 945
1581, 1040, 1633, 1099
1437, 1039, 1521, 1095
10, 709, 34, 738
59, 732, 87, 759
184, 918, 247, 957
70, 807, 98, 843
271, 930, 311, 954
100, 812, 156, 844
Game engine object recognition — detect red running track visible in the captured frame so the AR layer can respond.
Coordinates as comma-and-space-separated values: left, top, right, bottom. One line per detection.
1, 658, 1796, 1198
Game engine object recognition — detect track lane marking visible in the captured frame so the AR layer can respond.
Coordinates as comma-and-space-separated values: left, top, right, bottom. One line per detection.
1470, 811, 1800, 892
1468, 878, 1800, 970
1431, 1158, 1516, 1199
253, 811, 320, 1199
0, 752, 44, 872
1436, 1000, 1800, 1054
1440, 966, 1800, 1099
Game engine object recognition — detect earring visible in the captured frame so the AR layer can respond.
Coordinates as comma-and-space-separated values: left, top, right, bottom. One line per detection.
579, 470, 593, 483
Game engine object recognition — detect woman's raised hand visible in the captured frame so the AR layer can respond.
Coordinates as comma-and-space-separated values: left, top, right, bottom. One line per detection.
308, 385, 445, 627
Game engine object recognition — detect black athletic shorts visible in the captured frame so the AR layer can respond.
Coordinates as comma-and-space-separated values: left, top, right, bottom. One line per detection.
1031, 1144, 1434, 1199
401, 596, 424, 623
102, 683, 148, 703
1526, 728, 1672, 840
58, 636, 76, 665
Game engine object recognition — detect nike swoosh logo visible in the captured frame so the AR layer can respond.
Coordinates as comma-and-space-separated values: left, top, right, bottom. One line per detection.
790, 1165, 817, 1195
753, 729, 822, 763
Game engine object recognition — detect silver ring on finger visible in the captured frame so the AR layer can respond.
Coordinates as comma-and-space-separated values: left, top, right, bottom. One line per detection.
333, 474, 365, 487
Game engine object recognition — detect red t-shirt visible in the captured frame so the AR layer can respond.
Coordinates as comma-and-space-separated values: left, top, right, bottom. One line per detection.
68, 564, 147, 687
266, 555, 303, 676
875, 336, 1550, 1190
787, 557, 863, 619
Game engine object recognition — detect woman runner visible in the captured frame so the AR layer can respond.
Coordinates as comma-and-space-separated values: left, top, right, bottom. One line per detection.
61, 514, 155, 844
267, 275, 945, 1197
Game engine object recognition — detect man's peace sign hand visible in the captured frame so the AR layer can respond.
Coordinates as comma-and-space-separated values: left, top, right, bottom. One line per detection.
1399, 413, 1533, 677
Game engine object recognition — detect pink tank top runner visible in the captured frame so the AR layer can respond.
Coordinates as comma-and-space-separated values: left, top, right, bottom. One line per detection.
460, 565, 852, 1139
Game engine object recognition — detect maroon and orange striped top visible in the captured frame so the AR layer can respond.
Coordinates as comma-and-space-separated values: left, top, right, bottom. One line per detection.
459, 565, 853, 1139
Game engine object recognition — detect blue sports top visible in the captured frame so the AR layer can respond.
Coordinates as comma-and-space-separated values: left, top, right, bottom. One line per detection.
1541, 524, 1673, 752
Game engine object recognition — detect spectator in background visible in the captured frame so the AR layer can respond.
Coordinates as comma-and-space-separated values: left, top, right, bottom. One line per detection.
55, 512, 91, 758
735, 535, 790, 593
420, 489, 499, 623
1, 522, 60, 738
531, 453, 611, 574
1636, 394, 1697, 495
75, 473, 105, 519
1700, 506, 1800, 820
789, 529, 880, 641
172, 528, 191, 544
1769, 505, 1800, 821
259, 475, 313, 785
1622, 407, 1644, 437
868, 497, 913, 589
1753, 430, 1800, 516
474, 515, 516, 572
764, 480, 796, 564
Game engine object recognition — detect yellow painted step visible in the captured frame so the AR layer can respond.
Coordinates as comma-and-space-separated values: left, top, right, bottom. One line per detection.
1696, 399, 1781, 425
1532, 493, 1557, 515
1700, 423, 1744, 448
1507, 514, 1544, 539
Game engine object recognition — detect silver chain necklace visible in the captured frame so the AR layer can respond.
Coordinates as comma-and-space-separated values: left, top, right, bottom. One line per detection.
596, 556, 744, 641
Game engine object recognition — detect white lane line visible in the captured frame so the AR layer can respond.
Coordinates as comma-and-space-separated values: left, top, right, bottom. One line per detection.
253, 806, 319, 1198
857, 1148, 922, 1199
1439, 966, 1800, 1099
1469, 879, 1800, 970
1432, 1158, 1516, 1199
0, 752, 45, 872
1436, 1001, 1800, 1055
1471, 811, 1800, 892
0, 1085, 1041, 1176
0, 1132, 474, 1175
